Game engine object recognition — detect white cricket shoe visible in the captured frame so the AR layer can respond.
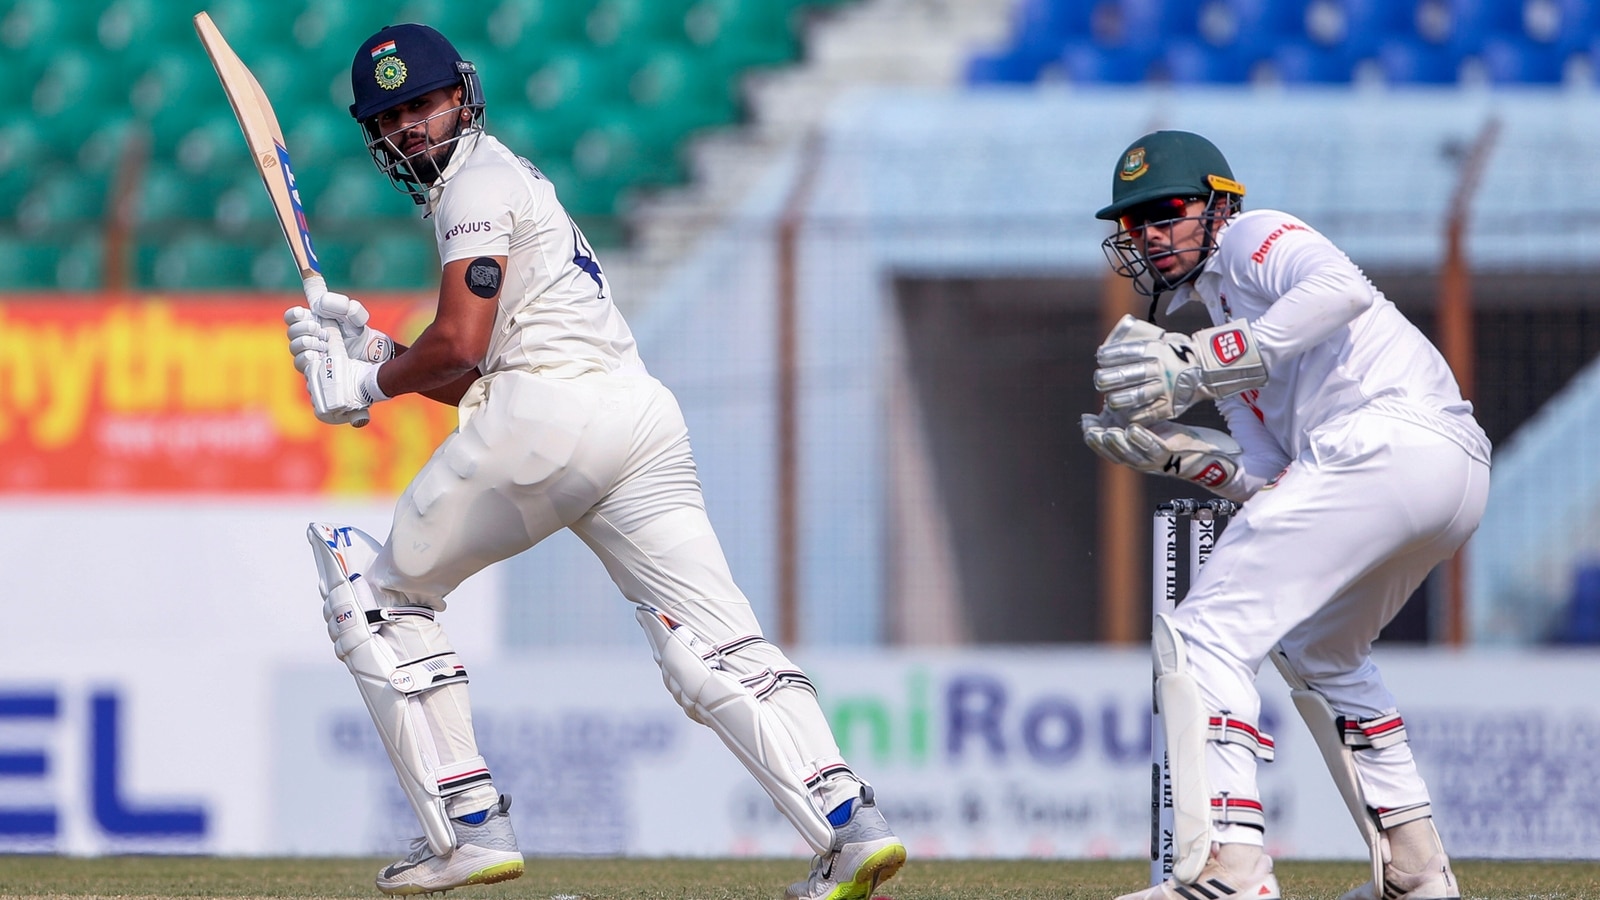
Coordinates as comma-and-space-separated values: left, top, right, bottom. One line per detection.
786, 785, 907, 900
1114, 848, 1281, 900
375, 795, 525, 896
1338, 853, 1459, 900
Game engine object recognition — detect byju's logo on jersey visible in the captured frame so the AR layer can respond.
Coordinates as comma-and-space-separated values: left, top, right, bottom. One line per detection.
444, 220, 492, 240
1211, 329, 1249, 365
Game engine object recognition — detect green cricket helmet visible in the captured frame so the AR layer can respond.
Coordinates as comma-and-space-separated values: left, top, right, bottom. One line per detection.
1097, 130, 1247, 305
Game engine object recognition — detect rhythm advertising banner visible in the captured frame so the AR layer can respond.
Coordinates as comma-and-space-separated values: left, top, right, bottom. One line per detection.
0, 295, 455, 496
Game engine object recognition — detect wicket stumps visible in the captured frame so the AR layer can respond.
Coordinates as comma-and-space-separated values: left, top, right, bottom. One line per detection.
1149, 498, 1236, 886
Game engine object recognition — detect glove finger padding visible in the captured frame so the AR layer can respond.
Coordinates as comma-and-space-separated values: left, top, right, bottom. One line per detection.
311, 291, 370, 336
1130, 422, 1242, 490
285, 307, 328, 376
1081, 411, 1142, 467
308, 292, 395, 364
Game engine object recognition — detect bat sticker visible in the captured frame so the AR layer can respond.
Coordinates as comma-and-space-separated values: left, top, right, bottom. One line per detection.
466, 257, 502, 298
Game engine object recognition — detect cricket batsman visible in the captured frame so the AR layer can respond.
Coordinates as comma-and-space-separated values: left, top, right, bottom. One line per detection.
1081, 130, 1490, 900
285, 23, 905, 899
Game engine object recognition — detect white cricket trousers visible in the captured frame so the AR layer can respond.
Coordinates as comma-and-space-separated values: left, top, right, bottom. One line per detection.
362, 369, 849, 813
1170, 410, 1490, 846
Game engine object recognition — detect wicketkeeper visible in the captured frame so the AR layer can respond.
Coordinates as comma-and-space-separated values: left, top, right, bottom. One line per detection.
1082, 130, 1490, 900
285, 23, 905, 899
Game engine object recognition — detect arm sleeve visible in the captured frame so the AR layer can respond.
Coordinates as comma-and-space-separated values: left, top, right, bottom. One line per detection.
1210, 394, 1292, 503
1240, 225, 1376, 374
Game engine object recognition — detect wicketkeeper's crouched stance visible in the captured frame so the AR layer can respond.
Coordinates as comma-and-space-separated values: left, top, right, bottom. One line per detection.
288, 23, 904, 899
1082, 131, 1490, 900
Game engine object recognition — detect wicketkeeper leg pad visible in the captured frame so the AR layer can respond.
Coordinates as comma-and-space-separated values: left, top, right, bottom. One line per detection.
635, 604, 837, 855
310, 523, 494, 858
1270, 649, 1395, 892
1155, 615, 1276, 884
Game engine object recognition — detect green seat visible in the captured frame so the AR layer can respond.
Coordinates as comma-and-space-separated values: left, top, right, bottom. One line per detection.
523, 45, 634, 114
628, 47, 739, 132
585, 0, 697, 48
482, 0, 596, 49
54, 232, 104, 291
689, 0, 803, 69
144, 231, 258, 289
30, 46, 129, 121
0, 239, 64, 290
2, 0, 102, 50
491, 108, 581, 164
247, 242, 300, 291
392, 0, 493, 45
137, 161, 220, 226
15, 167, 107, 233
309, 160, 416, 224
212, 170, 283, 232
347, 231, 439, 290
204, 0, 303, 50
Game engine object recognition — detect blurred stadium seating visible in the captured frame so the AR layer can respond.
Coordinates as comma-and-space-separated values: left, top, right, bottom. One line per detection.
968, 0, 1592, 85
0, 0, 853, 291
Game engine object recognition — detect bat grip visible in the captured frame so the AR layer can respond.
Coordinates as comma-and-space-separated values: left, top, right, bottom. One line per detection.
300, 274, 370, 429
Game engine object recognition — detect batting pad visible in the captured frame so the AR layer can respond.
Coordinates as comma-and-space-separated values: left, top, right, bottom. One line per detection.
309, 523, 490, 858
636, 605, 835, 855
1153, 614, 1214, 884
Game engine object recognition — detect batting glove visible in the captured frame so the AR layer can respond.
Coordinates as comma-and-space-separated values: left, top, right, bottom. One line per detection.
1081, 410, 1242, 492
306, 329, 388, 424
1092, 314, 1266, 424
311, 292, 395, 364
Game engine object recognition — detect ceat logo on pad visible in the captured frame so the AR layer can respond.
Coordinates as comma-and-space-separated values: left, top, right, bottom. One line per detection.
1211, 329, 1248, 365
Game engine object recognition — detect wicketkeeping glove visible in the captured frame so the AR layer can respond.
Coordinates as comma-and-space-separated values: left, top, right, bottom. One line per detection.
1092, 313, 1267, 424
1081, 410, 1242, 491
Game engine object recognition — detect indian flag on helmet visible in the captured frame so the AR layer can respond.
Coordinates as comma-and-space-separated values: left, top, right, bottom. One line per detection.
370, 39, 397, 59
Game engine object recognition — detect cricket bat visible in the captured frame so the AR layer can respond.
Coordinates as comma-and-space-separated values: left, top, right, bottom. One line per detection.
193, 10, 369, 427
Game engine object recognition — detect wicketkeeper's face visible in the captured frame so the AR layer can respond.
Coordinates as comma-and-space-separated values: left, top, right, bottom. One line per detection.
1119, 196, 1211, 280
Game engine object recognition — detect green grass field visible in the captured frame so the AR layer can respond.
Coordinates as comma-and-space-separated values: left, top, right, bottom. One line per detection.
1, 857, 1598, 900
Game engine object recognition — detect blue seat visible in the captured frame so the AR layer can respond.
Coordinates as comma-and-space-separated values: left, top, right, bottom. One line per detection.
1446, 0, 1527, 52
1377, 38, 1461, 83
1271, 41, 1358, 82
1104, 0, 1202, 49
1159, 40, 1259, 83
1217, 0, 1310, 54
1009, 0, 1096, 43
965, 47, 1051, 83
1481, 36, 1568, 83
1337, 0, 1420, 55
1060, 40, 1158, 83
1552, 562, 1600, 643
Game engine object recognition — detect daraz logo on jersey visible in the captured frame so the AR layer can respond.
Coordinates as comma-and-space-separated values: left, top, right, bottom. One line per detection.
443, 220, 493, 241
1249, 222, 1311, 264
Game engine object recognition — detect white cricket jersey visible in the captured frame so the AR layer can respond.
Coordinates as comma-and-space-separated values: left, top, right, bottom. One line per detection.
1169, 209, 1490, 468
427, 132, 647, 379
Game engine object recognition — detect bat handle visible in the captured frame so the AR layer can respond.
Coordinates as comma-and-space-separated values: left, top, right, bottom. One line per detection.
300, 274, 371, 429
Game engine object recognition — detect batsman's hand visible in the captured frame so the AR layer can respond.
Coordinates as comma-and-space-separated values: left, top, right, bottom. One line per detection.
1081, 410, 1242, 491
305, 328, 387, 427
289, 292, 395, 366
1092, 314, 1266, 424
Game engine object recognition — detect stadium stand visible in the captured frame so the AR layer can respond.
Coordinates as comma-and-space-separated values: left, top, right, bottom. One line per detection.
967, 0, 1593, 85
0, 0, 856, 290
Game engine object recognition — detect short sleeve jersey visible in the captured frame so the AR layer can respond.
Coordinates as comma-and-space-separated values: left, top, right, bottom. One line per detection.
428, 133, 647, 379
1171, 209, 1490, 464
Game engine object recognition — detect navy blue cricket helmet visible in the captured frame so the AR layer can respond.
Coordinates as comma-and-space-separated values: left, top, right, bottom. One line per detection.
349, 23, 485, 202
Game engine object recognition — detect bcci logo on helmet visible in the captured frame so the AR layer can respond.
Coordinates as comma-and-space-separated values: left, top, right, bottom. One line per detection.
375, 56, 408, 90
